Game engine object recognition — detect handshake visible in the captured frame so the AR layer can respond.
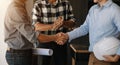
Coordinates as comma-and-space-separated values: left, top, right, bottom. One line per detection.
55, 32, 69, 45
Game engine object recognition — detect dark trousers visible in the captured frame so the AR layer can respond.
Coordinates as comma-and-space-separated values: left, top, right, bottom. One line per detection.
6, 49, 33, 65
38, 42, 67, 65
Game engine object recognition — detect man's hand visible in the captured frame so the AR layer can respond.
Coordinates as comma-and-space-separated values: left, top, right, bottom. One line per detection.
55, 32, 69, 45
103, 55, 120, 62
52, 16, 64, 30
63, 20, 75, 29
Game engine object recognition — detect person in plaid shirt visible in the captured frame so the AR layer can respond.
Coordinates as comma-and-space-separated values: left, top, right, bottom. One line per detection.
32, 0, 76, 65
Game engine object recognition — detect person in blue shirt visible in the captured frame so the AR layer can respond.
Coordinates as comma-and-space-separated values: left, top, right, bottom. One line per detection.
56, 0, 120, 65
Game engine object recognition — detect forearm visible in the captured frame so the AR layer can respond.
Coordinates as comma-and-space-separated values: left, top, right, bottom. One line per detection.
15, 22, 37, 44
34, 22, 53, 31
37, 34, 57, 43
67, 24, 89, 42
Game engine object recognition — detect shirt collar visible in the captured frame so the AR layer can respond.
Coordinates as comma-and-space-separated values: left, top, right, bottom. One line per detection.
96, 0, 113, 8
41, 0, 59, 6
103, 0, 112, 8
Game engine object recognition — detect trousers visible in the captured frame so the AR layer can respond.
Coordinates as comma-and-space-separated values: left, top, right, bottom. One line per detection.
88, 53, 120, 65
6, 48, 32, 65
37, 41, 67, 65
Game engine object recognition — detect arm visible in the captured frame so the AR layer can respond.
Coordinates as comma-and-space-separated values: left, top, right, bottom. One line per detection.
56, 14, 90, 44
11, 7, 37, 44
113, 8, 120, 56
34, 16, 64, 31
67, 13, 90, 42
14, 19, 58, 43
37, 34, 57, 43
13, 15, 58, 43
103, 7, 120, 62
34, 22, 53, 31
14, 21, 58, 43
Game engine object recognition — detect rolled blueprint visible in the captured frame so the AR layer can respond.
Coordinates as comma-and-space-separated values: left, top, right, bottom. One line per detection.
32, 48, 53, 56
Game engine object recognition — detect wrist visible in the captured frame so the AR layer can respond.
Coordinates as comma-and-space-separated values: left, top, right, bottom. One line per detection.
65, 33, 69, 40
50, 35, 57, 42
50, 24, 54, 30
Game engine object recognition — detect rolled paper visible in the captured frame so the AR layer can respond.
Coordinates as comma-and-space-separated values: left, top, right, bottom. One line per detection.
32, 48, 53, 56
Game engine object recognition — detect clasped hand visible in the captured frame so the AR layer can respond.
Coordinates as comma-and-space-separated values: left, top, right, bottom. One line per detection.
52, 16, 64, 30
55, 32, 69, 45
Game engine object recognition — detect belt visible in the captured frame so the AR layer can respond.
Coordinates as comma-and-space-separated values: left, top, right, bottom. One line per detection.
7, 47, 32, 53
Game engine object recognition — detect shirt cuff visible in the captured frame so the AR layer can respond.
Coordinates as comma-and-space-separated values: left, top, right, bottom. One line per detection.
116, 47, 120, 55
67, 32, 73, 42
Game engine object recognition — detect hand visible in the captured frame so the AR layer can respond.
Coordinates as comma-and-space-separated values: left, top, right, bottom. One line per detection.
34, 22, 40, 31
52, 16, 64, 30
55, 32, 69, 45
103, 55, 120, 62
63, 20, 75, 29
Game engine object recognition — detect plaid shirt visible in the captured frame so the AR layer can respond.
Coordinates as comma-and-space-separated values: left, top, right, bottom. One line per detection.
32, 0, 75, 35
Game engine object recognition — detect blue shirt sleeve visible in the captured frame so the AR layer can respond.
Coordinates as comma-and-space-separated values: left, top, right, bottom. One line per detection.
113, 6, 120, 55
67, 13, 90, 42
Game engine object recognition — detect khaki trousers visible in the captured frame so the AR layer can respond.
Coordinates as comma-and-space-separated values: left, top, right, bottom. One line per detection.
88, 53, 120, 65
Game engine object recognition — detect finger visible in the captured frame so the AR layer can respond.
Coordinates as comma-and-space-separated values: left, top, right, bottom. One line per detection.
52, 24, 60, 30
57, 41, 64, 45
103, 55, 113, 62
56, 37, 66, 45
57, 32, 63, 37
53, 22, 62, 29
58, 16, 62, 19
55, 38, 63, 44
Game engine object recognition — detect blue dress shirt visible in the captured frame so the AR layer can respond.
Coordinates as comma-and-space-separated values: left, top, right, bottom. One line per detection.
67, 0, 120, 55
